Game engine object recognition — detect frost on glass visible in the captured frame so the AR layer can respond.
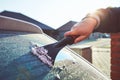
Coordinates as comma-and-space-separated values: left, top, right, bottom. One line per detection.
30, 42, 53, 67
0, 31, 110, 80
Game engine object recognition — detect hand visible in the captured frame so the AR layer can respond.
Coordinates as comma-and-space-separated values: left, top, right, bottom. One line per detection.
64, 18, 97, 43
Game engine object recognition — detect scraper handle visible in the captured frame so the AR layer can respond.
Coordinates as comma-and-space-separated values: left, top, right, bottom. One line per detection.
55, 36, 74, 47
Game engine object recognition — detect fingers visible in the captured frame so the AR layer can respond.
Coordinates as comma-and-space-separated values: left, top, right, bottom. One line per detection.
64, 31, 86, 43
64, 31, 72, 37
64, 30, 78, 37
74, 36, 87, 43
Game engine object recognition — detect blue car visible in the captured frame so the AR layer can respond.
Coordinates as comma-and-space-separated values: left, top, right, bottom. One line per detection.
0, 15, 109, 80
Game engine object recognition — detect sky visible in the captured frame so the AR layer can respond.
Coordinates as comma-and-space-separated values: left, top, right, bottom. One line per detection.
0, 0, 120, 29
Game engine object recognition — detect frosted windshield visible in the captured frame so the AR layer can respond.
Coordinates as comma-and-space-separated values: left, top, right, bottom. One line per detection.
0, 31, 110, 80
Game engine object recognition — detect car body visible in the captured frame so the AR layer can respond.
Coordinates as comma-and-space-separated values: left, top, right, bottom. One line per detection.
0, 15, 110, 80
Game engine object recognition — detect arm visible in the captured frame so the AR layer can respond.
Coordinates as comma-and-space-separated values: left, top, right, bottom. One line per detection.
64, 7, 120, 43
93, 7, 120, 33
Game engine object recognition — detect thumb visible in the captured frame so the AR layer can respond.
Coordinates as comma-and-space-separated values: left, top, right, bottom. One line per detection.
64, 31, 73, 37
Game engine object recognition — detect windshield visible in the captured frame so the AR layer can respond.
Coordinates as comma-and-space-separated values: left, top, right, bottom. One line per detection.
0, 31, 110, 80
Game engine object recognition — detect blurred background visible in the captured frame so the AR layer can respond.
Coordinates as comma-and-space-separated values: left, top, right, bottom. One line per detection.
0, 0, 119, 29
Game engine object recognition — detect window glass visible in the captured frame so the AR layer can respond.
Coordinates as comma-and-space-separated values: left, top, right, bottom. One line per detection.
0, 31, 109, 80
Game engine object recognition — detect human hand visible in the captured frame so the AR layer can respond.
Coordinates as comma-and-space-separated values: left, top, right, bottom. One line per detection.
64, 18, 97, 43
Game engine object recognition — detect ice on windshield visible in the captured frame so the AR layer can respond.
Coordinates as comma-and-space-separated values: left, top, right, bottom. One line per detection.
0, 31, 110, 80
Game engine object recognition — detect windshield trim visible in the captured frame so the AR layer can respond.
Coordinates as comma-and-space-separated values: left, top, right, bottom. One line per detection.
0, 15, 43, 33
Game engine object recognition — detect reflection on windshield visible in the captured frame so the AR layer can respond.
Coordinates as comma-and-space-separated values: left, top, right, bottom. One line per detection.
43, 48, 109, 80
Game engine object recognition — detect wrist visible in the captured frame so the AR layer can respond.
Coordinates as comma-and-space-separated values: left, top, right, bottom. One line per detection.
82, 17, 98, 30
82, 14, 100, 29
